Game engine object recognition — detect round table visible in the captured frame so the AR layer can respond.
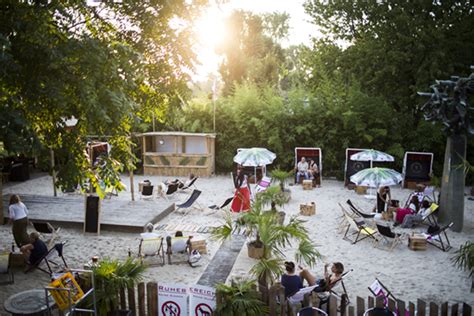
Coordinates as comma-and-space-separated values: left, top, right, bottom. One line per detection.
4, 289, 54, 316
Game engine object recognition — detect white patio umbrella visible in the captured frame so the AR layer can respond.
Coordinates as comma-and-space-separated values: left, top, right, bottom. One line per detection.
350, 167, 403, 189
233, 148, 276, 182
350, 149, 394, 168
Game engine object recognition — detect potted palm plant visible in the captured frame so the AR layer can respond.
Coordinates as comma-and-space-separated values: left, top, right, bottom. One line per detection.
270, 168, 293, 201
452, 241, 474, 292
212, 187, 320, 303
91, 257, 146, 315
215, 278, 268, 316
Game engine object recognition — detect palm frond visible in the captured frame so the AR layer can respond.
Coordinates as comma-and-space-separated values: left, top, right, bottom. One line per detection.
451, 241, 474, 277
295, 239, 320, 268
250, 257, 284, 286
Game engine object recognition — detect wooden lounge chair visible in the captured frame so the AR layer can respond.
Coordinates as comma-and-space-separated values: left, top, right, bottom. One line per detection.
176, 189, 203, 215
375, 222, 403, 251
165, 236, 201, 267
346, 199, 377, 219
341, 206, 379, 244
426, 222, 453, 252
138, 237, 165, 266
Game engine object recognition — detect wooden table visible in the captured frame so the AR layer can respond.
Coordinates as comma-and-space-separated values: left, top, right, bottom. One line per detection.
4, 289, 55, 315
408, 234, 427, 251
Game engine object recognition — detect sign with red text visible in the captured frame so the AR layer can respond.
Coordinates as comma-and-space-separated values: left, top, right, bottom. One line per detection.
158, 283, 188, 316
189, 285, 216, 316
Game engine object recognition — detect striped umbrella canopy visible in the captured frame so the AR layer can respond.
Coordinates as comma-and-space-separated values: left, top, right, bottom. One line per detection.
350, 149, 394, 168
233, 148, 276, 167
350, 167, 403, 188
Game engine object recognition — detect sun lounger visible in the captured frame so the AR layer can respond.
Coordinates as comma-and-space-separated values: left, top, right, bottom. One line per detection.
138, 237, 165, 266
375, 222, 403, 251
176, 189, 203, 215
426, 222, 453, 252
208, 197, 233, 210
346, 199, 376, 219
341, 206, 379, 244
25, 242, 68, 276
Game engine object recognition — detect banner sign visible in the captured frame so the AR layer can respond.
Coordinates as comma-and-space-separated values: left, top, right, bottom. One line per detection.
189, 285, 216, 316
345, 148, 370, 185
158, 283, 188, 316
403, 152, 433, 182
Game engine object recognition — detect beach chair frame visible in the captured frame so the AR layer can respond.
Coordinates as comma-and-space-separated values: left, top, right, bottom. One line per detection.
25, 242, 68, 276
165, 236, 200, 267
176, 189, 203, 215
343, 212, 379, 244
138, 237, 165, 266
375, 223, 402, 251
31, 221, 61, 249
427, 222, 453, 252
346, 199, 376, 219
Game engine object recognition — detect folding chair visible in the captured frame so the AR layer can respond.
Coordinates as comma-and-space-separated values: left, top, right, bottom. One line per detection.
208, 197, 234, 210
25, 242, 68, 276
342, 208, 379, 244
255, 176, 272, 194
175, 189, 203, 214
337, 203, 357, 234
158, 182, 179, 200
165, 236, 201, 267
426, 222, 453, 251
0, 252, 14, 285
31, 221, 61, 248
140, 185, 154, 200
317, 269, 353, 308
138, 237, 165, 266
421, 202, 439, 226
297, 307, 328, 316
375, 222, 403, 251
367, 278, 400, 315
179, 177, 198, 192
346, 199, 376, 219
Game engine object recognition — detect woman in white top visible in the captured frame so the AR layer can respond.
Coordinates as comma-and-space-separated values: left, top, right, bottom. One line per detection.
8, 195, 30, 247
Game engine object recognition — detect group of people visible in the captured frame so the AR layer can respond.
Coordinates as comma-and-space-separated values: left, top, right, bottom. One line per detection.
296, 156, 321, 187
374, 184, 434, 228
281, 261, 345, 298
8, 194, 48, 266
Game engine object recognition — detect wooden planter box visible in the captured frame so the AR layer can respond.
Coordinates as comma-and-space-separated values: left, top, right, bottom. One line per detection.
408, 234, 427, 251
247, 243, 264, 259
300, 202, 316, 216
302, 180, 313, 190
190, 239, 207, 254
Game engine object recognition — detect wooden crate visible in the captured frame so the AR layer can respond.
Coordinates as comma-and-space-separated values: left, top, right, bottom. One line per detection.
408, 234, 427, 251
355, 186, 367, 194
190, 239, 207, 254
300, 202, 316, 216
303, 180, 313, 190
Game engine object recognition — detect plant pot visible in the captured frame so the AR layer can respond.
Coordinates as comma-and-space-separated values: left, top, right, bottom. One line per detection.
277, 211, 286, 225
247, 242, 264, 259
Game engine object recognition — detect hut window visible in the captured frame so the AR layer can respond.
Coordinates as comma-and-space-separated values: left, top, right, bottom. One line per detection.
184, 136, 207, 154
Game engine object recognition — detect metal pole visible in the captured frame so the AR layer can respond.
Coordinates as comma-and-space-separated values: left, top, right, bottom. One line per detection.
213, 99, 216, 132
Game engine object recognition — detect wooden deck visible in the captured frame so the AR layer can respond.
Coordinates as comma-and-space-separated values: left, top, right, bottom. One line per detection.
2, 194, 175, 233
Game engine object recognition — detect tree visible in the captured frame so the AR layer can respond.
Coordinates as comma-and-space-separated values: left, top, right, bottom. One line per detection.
0, 1, 204, 197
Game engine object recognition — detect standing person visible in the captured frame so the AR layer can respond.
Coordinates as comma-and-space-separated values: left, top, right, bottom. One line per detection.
8, 194, 30, 247
231, 165, 251, 212
308, 159, 321, 187
296, 156, 309, 184
375, 186, 391, 213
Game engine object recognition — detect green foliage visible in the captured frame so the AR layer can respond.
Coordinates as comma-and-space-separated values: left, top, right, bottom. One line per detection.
270, 168, 293, 191
215, 279, 268, 316
452, 241, 474, 277
92, 257, 146, 315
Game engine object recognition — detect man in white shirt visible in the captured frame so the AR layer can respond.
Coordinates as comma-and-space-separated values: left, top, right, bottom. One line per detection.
296, 157, 309, 184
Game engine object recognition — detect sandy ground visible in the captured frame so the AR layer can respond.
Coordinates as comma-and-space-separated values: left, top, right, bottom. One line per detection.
1, 174, 473, 312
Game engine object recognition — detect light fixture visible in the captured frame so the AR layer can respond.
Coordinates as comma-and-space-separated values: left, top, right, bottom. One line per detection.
159, 139, 165, 145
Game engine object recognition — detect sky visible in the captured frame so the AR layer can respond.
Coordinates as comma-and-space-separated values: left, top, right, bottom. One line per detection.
192, 0, 319, 81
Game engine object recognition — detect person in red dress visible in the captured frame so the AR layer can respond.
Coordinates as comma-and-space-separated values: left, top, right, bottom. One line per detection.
231, 165, 251, 212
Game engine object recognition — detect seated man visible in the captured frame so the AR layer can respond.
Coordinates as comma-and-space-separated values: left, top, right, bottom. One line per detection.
296, 156, 309, 184
139, 223, 163, 261
141, 223, 159, 239
20, 232, 48, 265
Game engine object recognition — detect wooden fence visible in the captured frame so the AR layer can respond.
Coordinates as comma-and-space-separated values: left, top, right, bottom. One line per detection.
116, 282, 472, 316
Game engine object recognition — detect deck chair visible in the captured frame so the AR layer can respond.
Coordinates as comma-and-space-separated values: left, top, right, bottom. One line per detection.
176, 189, 203, 214
346, 199, 376, 219
31, 221, 61, 248
158, 182, 179, 200
342, 208, 379, 244
141, 185, 154, 200
25, 242, 68, 276
0, 252, 14, 285
421, 202, 439, 226
367, 278, 400, 315
317, 269, 353, 307
165, 236, 201, 267
375, 222, 402, 251
426, 222, 453, 251
209, 197, 233, 210
337, 203, 358, 234
138, 237, 165, 266
255, 176, 272, 194
179, 177, 198, 192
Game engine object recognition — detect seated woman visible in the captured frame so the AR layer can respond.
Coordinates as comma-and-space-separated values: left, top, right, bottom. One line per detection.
401, 200, 431, 228
165, 173, 196, 190
281, 261, 303, 298
20, 232, 48, 265
394, 195, 419, 226
299, 262, 345, 293
308, 159, 321, 187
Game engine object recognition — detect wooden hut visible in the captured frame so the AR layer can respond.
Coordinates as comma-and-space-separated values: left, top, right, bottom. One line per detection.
138, 132, 216, 177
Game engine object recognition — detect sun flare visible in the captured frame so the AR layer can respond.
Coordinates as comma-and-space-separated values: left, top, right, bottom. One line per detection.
193, 6, 227, 80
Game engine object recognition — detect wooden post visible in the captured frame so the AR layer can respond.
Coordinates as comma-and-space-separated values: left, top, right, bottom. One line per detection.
397, 300, 406, 316
409, 302, 416, 316
462, 303, 471, 316
130, 168, 135, 201
128, 286, 136, 315
441, 302, 448, 316
430, 302, 439, 316
138, 282, 146, 316
0, 177, 3, 225
356, 297, 365, 316
147, 282, 158, 316
119, 287, 126, 310
451, 304, 458, 316
328, 295, 338, 316
50, 148, 57, 197
418, 299, 427, 316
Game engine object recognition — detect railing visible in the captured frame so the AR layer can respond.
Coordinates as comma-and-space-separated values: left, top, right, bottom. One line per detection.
116, 282, 471, 316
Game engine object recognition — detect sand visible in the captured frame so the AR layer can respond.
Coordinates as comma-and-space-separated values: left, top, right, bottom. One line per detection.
1, 173, 473, 311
